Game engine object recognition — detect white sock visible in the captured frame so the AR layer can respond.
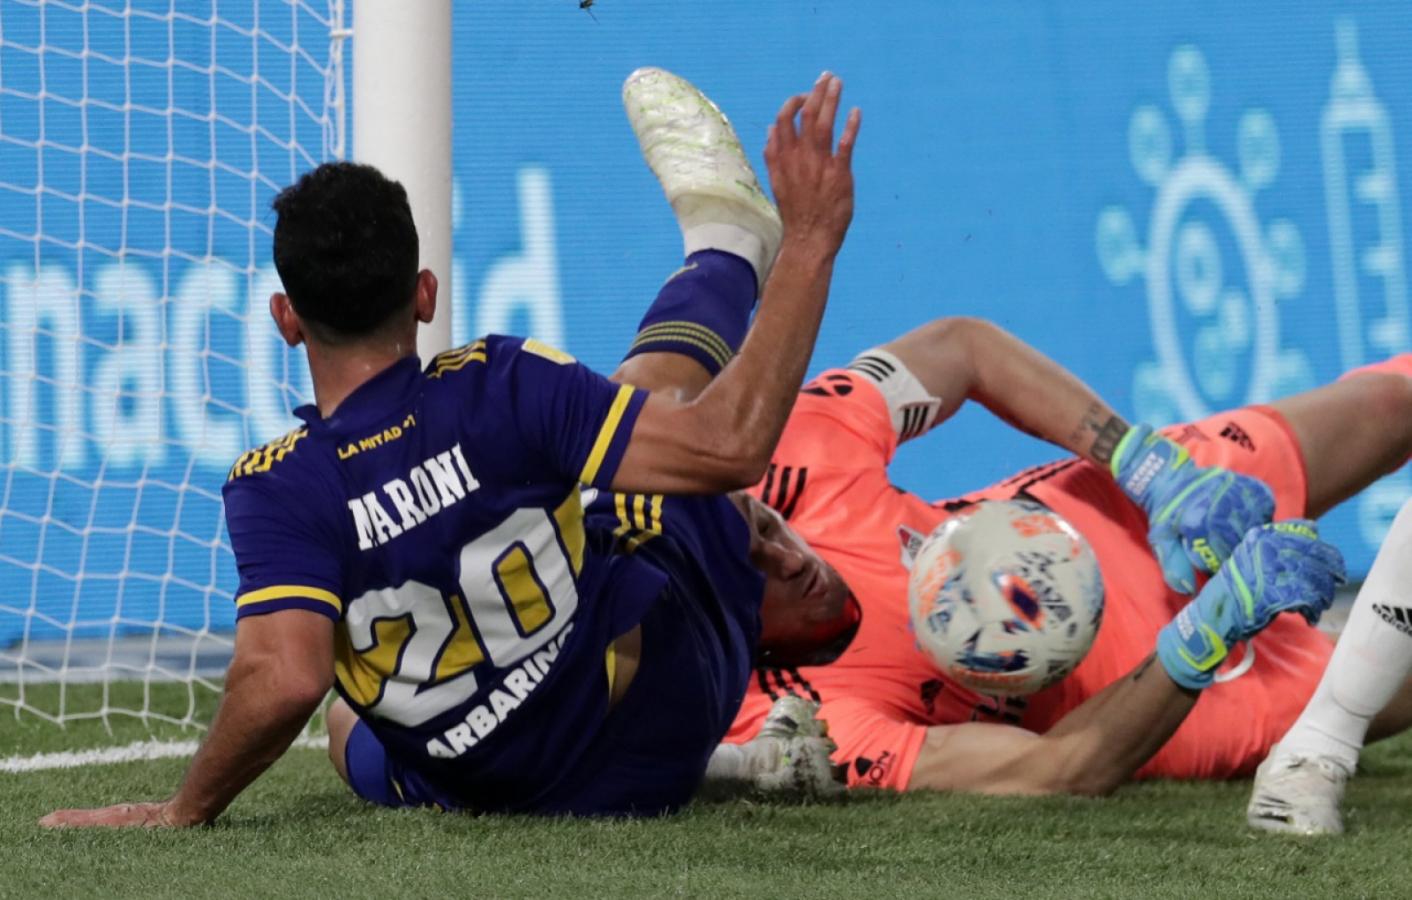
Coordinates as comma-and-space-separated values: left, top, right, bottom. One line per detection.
674, 195, 775, 289
1278, 498, 1412, 769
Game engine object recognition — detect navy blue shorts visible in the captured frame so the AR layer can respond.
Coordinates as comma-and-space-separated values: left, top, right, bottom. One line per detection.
344, 557, 760, 816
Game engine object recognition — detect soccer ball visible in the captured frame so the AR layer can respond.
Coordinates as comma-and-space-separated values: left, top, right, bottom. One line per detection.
908, 498, 1104, 696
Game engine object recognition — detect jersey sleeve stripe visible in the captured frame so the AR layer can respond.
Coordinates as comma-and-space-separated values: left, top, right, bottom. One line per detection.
579, 384, 638, 486
235, 584, 343, 614
613, 492, 633, 537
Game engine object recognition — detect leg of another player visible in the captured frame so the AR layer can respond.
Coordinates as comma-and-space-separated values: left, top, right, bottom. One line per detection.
608, 245, 762, 402
609, 68, 785, 402
1267, 368, 1412, 517
1366, 676, 1412, 742
326, 697, 358, 786
612, 351, 714, 400
1250, 499, 1412, 835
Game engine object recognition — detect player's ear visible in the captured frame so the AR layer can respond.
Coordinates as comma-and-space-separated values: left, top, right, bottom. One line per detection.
269, 292, 305, 347
414, 269, 437, 325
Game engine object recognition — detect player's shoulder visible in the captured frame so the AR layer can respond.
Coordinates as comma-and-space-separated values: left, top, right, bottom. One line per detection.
226, 424, 314, 485
222, 424, 337, 531
797, 367, 893, 427
779, 366, 895, 456
424, 337, 490, 382
424, 335, 583, 394
432, 334, 577, 371
801, 367, 879, 402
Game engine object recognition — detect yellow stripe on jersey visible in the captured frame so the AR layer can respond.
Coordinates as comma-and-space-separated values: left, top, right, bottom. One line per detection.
610, 492, 664, 553
495, 546, 553, 635
579, 384, 637, 486
521, 338, 575, 365
427, 340, 487, 379
235, 584, 342, 614
334, 615, 413, 707
649, 494, 663, 533
614, 492, 633, 538
552, 491, 586, 575
227, 427, 308, 481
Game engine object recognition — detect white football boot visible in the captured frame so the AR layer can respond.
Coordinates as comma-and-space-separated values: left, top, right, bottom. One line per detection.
711, 694, 845, 799
1246, 746, 1352, 836
622, 66, 783, 287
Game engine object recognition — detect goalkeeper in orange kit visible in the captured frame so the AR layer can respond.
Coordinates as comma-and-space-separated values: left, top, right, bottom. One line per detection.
715, 318, 1412, 797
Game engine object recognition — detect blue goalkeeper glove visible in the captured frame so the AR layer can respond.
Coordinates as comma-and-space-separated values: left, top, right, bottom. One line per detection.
1111, 423, 1276, 594
1156, 519, 1346, 690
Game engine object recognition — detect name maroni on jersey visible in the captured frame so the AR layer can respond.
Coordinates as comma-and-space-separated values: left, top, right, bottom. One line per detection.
346, 443, 480, 549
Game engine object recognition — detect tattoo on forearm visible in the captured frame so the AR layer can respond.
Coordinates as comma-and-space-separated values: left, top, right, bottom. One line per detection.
1070, 402, 1129, 465
1130, 655, 1157, 683
1090, 415, 1127, 465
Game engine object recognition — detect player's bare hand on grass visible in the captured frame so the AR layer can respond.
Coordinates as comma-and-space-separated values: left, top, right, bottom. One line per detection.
40, 800, 196, 829
764, 72, 860, 255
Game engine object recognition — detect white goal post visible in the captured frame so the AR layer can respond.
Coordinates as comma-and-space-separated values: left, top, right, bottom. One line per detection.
353, 0, 452, 361
0, 0, 453, 731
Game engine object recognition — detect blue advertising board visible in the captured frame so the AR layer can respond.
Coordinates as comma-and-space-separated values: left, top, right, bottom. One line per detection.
3, 1, 1411, 647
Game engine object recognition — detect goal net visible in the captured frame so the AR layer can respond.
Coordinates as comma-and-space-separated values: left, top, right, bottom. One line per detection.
0, 0, 346, 730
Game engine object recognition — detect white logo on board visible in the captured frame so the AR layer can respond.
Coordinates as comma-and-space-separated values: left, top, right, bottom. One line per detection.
1319, 20, 1411, 545
1095, 44, 1312, 424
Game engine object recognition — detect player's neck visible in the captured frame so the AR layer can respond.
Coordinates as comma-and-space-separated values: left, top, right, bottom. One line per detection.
305, 338, 417, 419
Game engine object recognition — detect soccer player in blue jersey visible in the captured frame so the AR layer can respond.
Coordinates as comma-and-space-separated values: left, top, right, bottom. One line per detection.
41, 68, 861, 826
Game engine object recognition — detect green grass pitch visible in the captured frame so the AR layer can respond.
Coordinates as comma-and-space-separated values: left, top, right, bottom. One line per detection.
6, 685, 1412, 899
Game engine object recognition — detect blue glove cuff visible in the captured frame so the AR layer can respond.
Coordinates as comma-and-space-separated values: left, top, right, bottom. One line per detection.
1156, 606, 1226, 690
1111, 424, 1190, 510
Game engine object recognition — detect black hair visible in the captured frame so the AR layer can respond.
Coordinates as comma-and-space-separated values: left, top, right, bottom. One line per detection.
271, 161, 419, 342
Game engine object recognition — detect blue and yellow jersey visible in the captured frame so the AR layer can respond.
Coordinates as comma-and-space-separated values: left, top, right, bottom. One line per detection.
581, 488, 763, 653
222, 335, 665, 808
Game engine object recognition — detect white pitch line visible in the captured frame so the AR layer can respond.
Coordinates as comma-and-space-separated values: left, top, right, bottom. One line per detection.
1, 734, 328, 774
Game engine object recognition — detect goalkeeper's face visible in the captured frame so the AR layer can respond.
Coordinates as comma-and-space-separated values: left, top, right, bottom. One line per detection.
732, 494, 851, 639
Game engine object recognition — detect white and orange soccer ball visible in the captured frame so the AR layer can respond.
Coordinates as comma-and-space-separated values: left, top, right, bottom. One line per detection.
907, 498, 1105, 697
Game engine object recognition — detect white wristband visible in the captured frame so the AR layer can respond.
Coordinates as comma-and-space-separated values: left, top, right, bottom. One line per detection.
847, 348, 942, 442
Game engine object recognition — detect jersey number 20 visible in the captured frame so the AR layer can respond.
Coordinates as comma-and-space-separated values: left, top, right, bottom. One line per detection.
335, 507, 578, 726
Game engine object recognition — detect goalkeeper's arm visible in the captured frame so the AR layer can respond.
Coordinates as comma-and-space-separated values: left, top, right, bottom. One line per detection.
872, 316, 1130, 467
875, 317, 1275, 591
907, 522, 1343, 797
40, 610, 331, 828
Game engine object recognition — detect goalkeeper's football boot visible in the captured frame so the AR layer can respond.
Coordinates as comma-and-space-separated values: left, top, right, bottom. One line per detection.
1246, 747, 1351, 836
623, 66, 783, 286
746, 695, 846, 799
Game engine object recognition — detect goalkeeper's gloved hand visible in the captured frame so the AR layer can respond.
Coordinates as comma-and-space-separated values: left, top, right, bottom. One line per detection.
1111, 423, 1276, 594
1156, 520, 1346, 690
